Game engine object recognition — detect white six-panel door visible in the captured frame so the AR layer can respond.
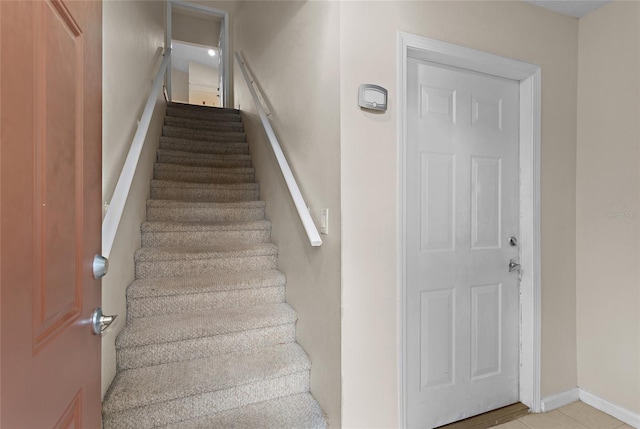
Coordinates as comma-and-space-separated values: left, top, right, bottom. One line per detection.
406, 57, 521, 428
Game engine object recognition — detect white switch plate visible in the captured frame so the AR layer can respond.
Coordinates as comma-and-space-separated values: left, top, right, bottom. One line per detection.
321, 208, 329, 234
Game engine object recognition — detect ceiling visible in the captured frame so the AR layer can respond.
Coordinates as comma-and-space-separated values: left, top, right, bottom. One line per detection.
522, 0, 612, 18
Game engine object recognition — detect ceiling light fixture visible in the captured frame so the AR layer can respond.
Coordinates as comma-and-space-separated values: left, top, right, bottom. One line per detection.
208, 49, 215, 57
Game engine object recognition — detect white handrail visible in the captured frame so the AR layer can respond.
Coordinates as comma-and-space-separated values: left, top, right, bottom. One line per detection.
102, 49, 172, 258
235, 52, 322, 247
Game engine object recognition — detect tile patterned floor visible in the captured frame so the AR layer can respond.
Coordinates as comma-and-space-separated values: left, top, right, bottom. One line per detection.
492, 401, 633, 429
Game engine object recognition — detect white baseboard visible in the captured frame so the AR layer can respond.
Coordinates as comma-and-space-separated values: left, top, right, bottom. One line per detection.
579, 389, 640, 429
540, 387, 639, 428
541, 388, 580, 412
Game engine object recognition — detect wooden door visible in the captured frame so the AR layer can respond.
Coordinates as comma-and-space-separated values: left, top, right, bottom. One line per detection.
405, 58, 520, 428
1, 1, 102, 427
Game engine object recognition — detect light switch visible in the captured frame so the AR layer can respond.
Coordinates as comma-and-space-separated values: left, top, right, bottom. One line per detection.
321, 208, 329, 235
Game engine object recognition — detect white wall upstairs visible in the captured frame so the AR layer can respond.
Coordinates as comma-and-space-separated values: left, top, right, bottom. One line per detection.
172, 9, 220, 47
171, 68, 189, 104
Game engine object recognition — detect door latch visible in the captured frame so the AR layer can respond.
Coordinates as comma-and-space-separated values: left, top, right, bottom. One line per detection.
91, 308, 117, 336
508, 259, 521, 273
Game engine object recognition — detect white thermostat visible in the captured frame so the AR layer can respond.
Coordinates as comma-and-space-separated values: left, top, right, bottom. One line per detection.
358, 84, 387, 111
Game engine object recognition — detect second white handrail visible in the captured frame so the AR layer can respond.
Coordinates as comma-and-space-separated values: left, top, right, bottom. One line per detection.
235, 52, 322, 247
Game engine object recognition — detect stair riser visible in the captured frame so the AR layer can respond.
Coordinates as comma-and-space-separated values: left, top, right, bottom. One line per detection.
171, 394, 326, 429
166, 107, 241, 122
154, 170, 255, 184
160, 139, 249, 155
150, 187, 260, 202
164, 117, 244, 132
141, 229, 271, 248
135, 254, 278, 278
117, 324, 294, 369
146, 206, 265, 222
163, 127, 246, 143
157, 154, 252, 168
127, 286, 285, 321
155, 164, 254, 175
102, 372, 310, 429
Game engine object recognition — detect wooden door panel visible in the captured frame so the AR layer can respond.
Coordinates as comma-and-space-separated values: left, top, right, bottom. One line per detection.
53, 392, 82, 429
1, 1, 102, 427
33, 0, 84, 348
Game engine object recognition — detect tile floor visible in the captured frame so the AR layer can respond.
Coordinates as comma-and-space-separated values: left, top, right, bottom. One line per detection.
492, 401, 633, 429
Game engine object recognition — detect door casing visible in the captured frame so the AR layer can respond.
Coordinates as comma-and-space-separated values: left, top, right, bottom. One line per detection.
397, 32, 542, 427
165, 0, 230, 108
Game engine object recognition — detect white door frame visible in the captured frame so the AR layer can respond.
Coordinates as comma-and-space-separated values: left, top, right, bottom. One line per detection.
166, 0, 230, 108
397, 32, 542, 427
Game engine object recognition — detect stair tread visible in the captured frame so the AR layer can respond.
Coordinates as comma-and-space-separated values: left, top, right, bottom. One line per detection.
147, 199, 265, 208
157, 149, 251, 160
150, 190, 258, 202
166, 105, 240, 114
141, 220, 270, 233
163, 131, 246, 144
116, 303, 296, 348
154, 164, 256, 184
160, 136, 249, 148
164, 124, 243, 133
156, 150, 252, 168
127, 269, 286, 299
145, 200, 267, 226
165, 393, 326, 429
135, 242, 279, 262
151, 180, 258, 190
165, 109, 242, 123
103, 342, 310, 414
164, 116, 244, 131
164, 125, 246, 139
159, 141, 249, 154
155, 163, 255, 174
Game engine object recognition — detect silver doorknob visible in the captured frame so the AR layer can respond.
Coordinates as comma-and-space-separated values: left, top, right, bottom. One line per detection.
93, 254, 108, 279
509, 259, 521, 273
91, 308, 117, 335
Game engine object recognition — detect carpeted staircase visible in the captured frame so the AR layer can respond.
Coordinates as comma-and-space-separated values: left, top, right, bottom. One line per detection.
102, 102, 327, 429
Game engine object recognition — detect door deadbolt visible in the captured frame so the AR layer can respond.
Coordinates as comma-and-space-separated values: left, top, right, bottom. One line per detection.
509, 236, 518, 247
93, 254, 109, 279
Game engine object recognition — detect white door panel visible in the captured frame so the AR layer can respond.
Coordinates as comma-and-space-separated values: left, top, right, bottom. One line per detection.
406, 58, 520, 428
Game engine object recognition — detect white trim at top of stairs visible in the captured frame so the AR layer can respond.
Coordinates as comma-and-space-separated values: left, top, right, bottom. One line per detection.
396, 31, 542, 428
165, 0, 230, 108
542, 388, 640, 428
